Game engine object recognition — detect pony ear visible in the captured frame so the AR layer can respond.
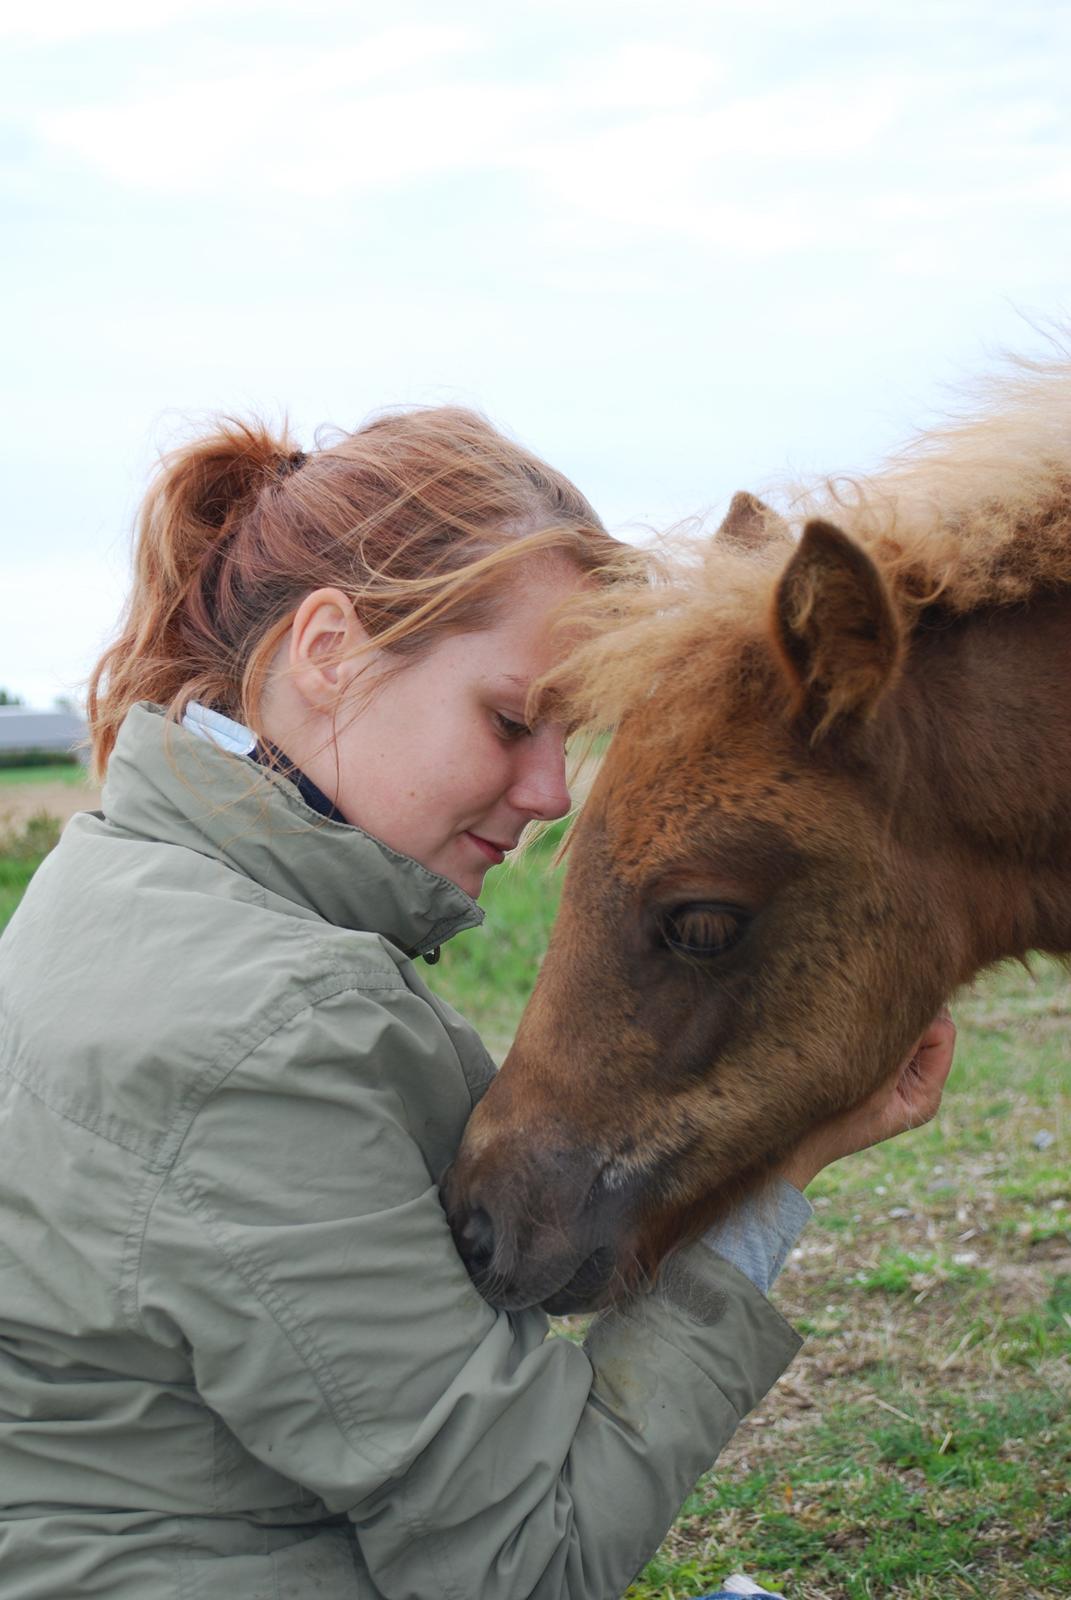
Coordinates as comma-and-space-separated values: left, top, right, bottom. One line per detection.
773, 518, 903, 737
715, 491, 792, 554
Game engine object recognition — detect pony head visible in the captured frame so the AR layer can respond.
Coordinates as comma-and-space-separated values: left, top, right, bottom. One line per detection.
445, 355, 1071, 1310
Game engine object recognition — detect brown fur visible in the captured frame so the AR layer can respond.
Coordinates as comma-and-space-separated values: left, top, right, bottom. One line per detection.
444, 350, 1071, 1315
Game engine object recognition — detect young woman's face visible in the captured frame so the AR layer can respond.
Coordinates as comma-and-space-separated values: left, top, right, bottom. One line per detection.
321, 560, 584, 899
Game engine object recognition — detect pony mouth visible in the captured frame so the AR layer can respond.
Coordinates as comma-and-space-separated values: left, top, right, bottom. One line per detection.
539, 1247, 619, 1314
469, 1243, 621, 1315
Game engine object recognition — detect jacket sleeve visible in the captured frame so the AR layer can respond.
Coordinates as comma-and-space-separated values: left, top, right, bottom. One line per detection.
137, 983, 802, 1600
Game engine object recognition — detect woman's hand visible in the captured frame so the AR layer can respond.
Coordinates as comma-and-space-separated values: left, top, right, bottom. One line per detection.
776, 1008, 956, 1192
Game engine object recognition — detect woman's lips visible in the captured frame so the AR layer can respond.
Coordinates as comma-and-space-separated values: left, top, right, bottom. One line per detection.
465, 832, 508, 865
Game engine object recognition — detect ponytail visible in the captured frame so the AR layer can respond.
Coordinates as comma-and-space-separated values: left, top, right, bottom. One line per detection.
87, 420, 305, 779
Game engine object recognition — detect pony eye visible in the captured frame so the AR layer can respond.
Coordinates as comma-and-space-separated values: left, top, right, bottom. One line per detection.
659, 902, 748, 959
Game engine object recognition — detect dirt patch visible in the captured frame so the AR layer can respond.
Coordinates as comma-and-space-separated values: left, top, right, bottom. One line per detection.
0, 779, 101, 830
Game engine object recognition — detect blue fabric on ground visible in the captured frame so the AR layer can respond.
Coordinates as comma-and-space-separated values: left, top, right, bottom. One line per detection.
695, 1585, 786, 1598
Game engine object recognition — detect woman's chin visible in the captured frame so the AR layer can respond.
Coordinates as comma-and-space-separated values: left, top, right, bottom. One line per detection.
456, 848, 500, 900
446, 866, 488, 902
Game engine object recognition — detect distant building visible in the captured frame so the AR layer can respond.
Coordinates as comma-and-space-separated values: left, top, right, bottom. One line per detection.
0, 708, 89, 765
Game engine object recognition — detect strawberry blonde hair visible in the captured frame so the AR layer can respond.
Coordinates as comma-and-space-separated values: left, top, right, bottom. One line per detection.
88, 406, 622, 781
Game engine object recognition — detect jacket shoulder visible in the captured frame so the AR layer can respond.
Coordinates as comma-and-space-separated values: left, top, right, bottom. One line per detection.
0, 813, 422, 1170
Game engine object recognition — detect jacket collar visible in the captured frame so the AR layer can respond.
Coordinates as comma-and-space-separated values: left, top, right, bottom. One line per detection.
179, 699, 351, 825
101, 702, 484, 956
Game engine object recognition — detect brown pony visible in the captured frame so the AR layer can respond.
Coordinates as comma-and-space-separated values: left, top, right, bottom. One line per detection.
444, 352, 1071, 1314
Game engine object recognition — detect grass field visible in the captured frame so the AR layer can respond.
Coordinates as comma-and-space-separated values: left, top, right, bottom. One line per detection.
2, 778, 1068, 1600
0, 762, 88, 787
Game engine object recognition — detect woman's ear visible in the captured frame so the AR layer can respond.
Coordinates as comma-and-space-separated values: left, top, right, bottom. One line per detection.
288, 587, 371, 711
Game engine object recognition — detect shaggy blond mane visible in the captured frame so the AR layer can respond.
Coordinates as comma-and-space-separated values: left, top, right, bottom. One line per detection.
558, 350, 1071, 730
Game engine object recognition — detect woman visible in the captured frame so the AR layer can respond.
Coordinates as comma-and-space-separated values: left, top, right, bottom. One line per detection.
0, 408, 954, 1600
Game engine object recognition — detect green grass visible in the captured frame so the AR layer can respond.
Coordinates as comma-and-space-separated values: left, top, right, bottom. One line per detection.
3, 802, 1069, 1600
650, 1386, 1071, 1597
630, 1383, 1071, 1599
426, 818, 571, 1057
0, 855, 42, 931
0, 762, 86, 786
0, 812, 61, 931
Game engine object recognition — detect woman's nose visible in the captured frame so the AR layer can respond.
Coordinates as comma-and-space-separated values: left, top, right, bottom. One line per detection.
510, 733, 571, 821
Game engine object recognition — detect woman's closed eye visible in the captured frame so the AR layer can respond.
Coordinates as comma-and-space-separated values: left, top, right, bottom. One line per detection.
492, 711, 533, 741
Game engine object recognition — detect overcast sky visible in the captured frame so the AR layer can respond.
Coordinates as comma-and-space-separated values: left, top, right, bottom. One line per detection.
3, 0, 1069, 707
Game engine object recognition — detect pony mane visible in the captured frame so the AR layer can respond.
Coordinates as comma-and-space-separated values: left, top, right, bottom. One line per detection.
557, 348, 1071, 730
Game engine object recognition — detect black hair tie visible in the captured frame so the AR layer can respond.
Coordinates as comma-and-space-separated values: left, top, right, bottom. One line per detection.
276, 450, 308, 480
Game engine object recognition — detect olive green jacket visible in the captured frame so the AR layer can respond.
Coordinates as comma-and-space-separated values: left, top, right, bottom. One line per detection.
0, 702, 801, 1600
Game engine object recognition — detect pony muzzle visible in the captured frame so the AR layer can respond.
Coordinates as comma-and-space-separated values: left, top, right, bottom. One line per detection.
443, 1141, 641, 1312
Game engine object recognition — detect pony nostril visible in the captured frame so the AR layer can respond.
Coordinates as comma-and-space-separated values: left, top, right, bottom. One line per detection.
457, 1205, 496, 1275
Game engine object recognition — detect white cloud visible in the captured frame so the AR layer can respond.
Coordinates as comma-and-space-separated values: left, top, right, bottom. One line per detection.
0, 0, 861, 42
33, 43, 897, 203
515, 82, 904, 249
24, 21, 1068, 278
32, 26, 484, 192
580, 40, 726, 110
0, 0, 450, 44
0, 0, 248, 43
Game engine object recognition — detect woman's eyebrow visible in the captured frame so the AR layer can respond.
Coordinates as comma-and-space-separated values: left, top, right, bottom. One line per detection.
492, 673, 546, 722
489, 674, 534, 700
